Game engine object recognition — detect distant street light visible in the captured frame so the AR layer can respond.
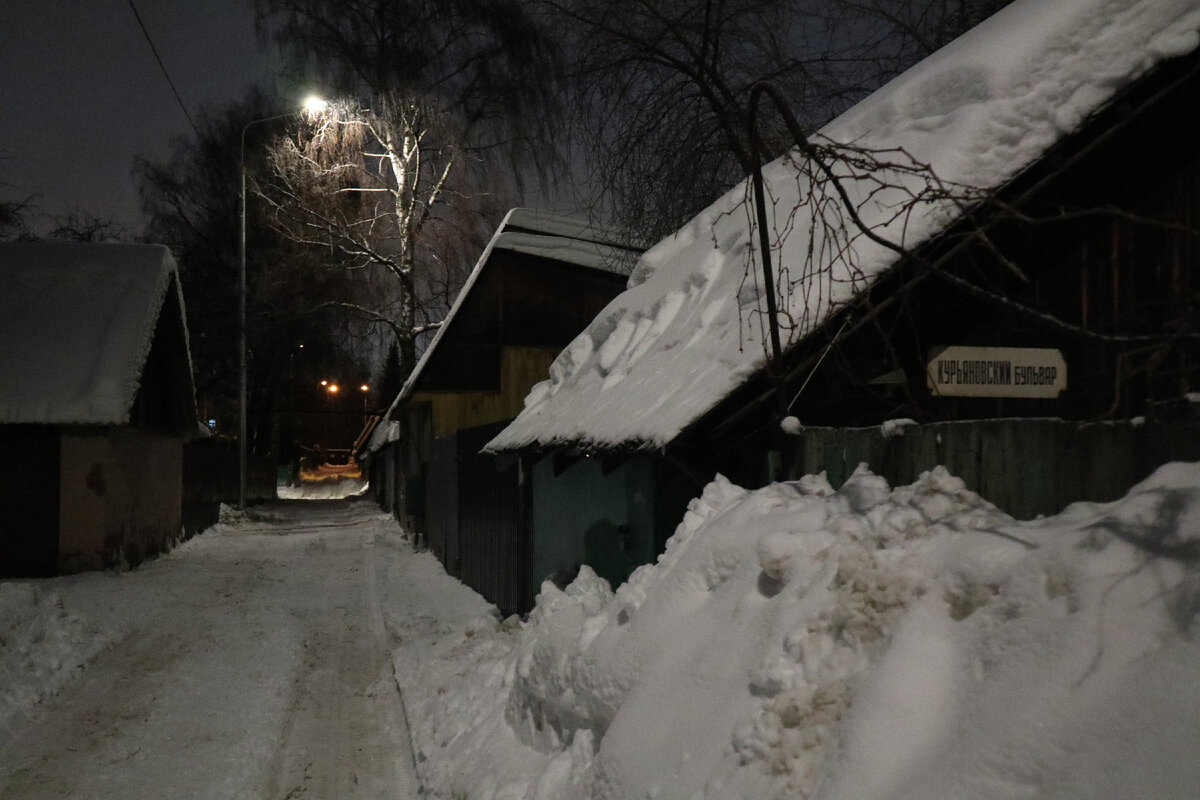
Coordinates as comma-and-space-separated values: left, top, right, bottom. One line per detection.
238, 97, 325, 510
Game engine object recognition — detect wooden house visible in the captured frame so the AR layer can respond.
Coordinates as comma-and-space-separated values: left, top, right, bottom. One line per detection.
365, 209, 640, 613
0, 243, 197, 576
488, 0, 1200, 542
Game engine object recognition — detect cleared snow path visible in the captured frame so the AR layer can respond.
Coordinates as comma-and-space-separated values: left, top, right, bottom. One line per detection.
0, 499, 421, 800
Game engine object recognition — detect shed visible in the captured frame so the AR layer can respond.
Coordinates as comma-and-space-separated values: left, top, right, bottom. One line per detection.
488, 0, 1200, 527
367, 208, 640, 613
0, 243, 196, 576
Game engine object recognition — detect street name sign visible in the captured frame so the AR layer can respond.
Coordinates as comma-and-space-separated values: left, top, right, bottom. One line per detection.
927, 346, 1067, 398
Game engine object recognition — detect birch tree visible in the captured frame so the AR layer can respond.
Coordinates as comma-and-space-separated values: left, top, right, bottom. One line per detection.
255, 0, 561, 377
257, 94, 463, 376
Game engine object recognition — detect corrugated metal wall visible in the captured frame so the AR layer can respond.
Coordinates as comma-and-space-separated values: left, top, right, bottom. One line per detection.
788, 415, 1200, 519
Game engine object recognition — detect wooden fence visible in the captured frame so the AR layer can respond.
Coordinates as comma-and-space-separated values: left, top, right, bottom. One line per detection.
787, 409, 1200, 519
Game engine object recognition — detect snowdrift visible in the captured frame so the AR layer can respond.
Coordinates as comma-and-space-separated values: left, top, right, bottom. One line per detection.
401, 462, 1200, 800
0, 583, 108, 735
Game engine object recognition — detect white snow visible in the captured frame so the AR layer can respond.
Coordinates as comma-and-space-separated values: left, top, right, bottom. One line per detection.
4, 462, 1200, 798
880, 418, 919, 438
397, 461, 1200, 800
0, 500, 431, 798
487, 0, 1200, 453
276, 474, 368, 500
0, 242, 192, 426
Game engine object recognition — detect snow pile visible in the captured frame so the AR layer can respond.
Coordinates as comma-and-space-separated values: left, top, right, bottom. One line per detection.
488, 0, 1200, 452
276, 476, 368, 500
0, 582, 108, 734
405, 462, 1200, 799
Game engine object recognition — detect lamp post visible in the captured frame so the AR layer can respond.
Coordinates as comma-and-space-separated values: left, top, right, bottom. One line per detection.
237, 96, 326, 510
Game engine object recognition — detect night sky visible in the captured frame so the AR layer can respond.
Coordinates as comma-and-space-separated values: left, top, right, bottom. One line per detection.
0, 0, 279, 235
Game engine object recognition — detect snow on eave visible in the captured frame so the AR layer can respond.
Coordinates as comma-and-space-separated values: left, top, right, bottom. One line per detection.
366, 419, 400, 453
0, 242, 191, 426
503, 207, 648, 252
166, 267, 199, 426
378, 208, 637, 421
485, 0, 1200, 454
492, 231, 636, 275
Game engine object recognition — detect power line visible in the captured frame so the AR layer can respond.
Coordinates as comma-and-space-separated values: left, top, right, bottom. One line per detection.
126, 0, 200, 138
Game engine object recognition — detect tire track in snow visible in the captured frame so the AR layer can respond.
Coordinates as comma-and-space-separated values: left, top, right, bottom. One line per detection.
264, 526, 420, 799
0, 501, 421, 800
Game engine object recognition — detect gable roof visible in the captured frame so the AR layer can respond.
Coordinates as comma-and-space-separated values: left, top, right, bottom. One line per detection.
367, 208, 641, 449
487, 0, 1200, 454
0, 242, 195, 426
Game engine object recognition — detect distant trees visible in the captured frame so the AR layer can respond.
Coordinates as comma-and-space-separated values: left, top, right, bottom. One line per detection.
0, 198, 31, 241
43, 212, 129, 242
0, 187, 126, 243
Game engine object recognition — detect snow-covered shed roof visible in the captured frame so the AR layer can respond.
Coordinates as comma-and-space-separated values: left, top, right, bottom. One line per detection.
367, 209, 641, 450
487, 0, 1200, 454
0, 242, 194, 426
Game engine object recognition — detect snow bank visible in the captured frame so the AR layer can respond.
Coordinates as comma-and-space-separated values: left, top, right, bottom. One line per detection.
0, 582, 109, 734
276, 476, 368, 500
488, 0, 1200, 452
405, 462, 1200, 799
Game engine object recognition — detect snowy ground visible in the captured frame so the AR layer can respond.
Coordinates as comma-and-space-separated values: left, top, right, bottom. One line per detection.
0, 496, 470, 800
4, 463, 1200, 799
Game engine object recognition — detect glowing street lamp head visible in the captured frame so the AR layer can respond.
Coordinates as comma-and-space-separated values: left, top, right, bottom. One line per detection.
303, 95, 328, 120
359, 384, 369, 392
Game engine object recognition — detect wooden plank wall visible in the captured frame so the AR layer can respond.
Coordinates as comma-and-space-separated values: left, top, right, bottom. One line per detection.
788, 414, 1200, 519
421, 347, 559, 439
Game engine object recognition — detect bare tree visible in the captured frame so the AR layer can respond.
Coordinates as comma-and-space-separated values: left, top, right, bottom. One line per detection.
46, 212, 130, 242
549, 0, 1013, 245
256, 94, 474, 377
255, 0, 563, 377
0, 198, 32, 241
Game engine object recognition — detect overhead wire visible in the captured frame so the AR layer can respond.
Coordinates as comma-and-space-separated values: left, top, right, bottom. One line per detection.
126, 0, 200, 138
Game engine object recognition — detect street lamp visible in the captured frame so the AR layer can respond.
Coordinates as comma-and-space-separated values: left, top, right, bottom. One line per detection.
303, 95, 328, 118
238, 97, 325, 510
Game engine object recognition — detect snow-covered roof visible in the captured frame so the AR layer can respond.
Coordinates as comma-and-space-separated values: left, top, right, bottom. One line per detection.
366, 208, 640, 452
487, 0, 1200, 453
0, 242, 193, 426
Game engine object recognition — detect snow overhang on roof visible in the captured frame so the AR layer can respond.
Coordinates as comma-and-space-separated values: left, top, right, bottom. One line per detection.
485, 0, 1200, 454
0, 242, 194, 426
376, 208, 641, 422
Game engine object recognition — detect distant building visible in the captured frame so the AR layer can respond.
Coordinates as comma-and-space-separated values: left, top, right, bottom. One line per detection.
0, 243, 197, 576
